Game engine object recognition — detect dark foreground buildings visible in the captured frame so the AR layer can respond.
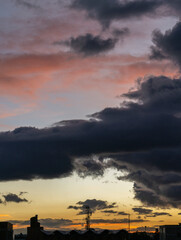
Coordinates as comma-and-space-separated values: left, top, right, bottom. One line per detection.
160, 224, 181, 240
26, 215, 159, 240
3, 215, 181, 240
14, 233, 27, 240
26, 215, 128, 240
0, 222, 13, 240
26, 216, 181, 240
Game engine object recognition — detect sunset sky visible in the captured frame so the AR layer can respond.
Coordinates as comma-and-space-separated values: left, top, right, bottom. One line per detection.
1, 0, 181, 234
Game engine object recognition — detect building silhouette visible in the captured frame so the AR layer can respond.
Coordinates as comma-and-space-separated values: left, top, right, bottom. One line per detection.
27, 215, 44, 240
26, 215, 128, 240
160, 224, 181, 240
0, 215, 161, 240
0, 222, 13, 240
14, 233, 27, 240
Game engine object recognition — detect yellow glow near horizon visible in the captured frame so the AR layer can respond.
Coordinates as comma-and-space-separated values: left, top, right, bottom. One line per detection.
0, 170, 180, 231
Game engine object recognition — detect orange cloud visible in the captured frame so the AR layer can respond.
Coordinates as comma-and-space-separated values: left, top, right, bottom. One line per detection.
13, 224, 29, 229
0, 214, 10, 218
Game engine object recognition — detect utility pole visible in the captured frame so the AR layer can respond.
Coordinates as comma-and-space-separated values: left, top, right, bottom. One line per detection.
128, 214, 130, 233
128, 214, 130, 240
85, 205, 92, 230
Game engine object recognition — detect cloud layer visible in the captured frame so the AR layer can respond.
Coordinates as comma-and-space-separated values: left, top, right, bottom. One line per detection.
71, 0, 181, 28
68, 199, 117, 215
71, 0, 161, 27
1, 18, 181, 209
0, 192, 29, 204
1, 73, 181, 207
61, 34, 117, 56
132, 207, 171, 217
10, 216, 148, 229
150, 22, 181, 67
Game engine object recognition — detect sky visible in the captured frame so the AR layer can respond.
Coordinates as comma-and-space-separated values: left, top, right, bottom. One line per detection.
1, 0, 181, 235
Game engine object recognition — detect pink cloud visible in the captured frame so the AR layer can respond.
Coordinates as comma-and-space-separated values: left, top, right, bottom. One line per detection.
0, 53, 177, 102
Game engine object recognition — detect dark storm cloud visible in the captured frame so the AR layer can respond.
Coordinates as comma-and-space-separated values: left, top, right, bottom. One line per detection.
132, 207, 171, 217
67, 206, 80, 210
133, 185, 168, 207
117, 211, 128, 216
74, 157, 126, 178
68, 199, 117, 215
61, 34, 117, 56
71, 0, 181, 28
132, 206, 171, 217
119, 170, 181, 206
3, 193, 29, 203
162, 185, 181, 201
101, 210, 118, 214
120, 169, 181, 207
149, 46, 166, 60
19, 191, 28, 196
0, 126, 74, 181
76, 199, 117, 210
149, 212, 172, 217
74, 158, 105, 178
71, 0, 161, 27
165, 0, 181, 13
112, 27, 130, 38
2, 74, 181, 207
132, 207, 153, 215
150, 22, 181, 67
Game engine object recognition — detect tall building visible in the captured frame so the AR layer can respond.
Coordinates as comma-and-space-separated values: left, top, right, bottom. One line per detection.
0, 222, 13, 240
160, 224, 181, 240
27, 215, 43, 240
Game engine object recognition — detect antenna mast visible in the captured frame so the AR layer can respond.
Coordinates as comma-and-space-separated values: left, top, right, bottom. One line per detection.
85, 205, 92, 230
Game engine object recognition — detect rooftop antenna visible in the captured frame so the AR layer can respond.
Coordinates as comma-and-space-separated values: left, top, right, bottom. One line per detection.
85, 205, 92, 230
